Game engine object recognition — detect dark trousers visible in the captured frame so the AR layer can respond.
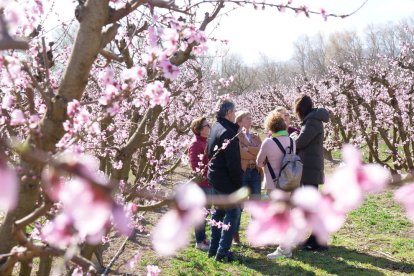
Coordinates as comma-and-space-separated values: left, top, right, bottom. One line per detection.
195, 187, 214, 243
236, 168, 261, 232
209, 189, 241, 255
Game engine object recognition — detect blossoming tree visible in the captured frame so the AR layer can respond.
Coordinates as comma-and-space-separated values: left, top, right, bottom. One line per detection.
1, 0, 413, 275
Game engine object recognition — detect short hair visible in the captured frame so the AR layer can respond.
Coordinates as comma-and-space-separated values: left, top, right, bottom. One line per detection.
190, 117, 207, 135
264, 112, 287, 133
273, 106, 287, 114
293, 94, 313, 121
216, 100, 235, 118
235, 110, 250, 123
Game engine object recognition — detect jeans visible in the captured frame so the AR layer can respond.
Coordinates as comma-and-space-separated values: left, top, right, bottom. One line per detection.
242, 168, 262, 197
236, 168, 262, 232
195, 187, 214, 243
209, 189, 241, 255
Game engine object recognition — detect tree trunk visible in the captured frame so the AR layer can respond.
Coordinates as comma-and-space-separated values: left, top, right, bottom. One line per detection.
0, 0, 110, 255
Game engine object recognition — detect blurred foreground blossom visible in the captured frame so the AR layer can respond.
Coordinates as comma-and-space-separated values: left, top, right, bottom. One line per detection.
41, 154, 131, 248
147, 265, 161, 276
395, 183, 414, 223
152, 182, 206, 256
0, 161, 19, 211
246, 145, 390, 247
324, 144, 391, 213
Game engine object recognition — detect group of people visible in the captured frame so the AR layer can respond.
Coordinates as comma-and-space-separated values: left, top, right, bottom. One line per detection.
188, 94, 330, 262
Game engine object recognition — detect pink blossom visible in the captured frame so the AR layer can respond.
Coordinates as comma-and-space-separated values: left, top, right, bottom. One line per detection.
158, 60, 180, 80
67, 100, 81, 118
161, 28, 179, 55
28, 114, 40, 129
152, 183, 206, 256
10, 109, 26, 125
112, 204, 132, 236
41, 214, 77, 249
323, 145, 390, 212
244, 200, 307, 247
144, 81, 171, 107
72, 267, 83, 276
121, 66, 147, 83
125, 251, 140, 270
0, 162, 19, 211
321, 8, 328, 21
128, 202, 138, 214
2, 94, 15, 110
99, 84, 119, 106
147, 26, 159, 48
147, 265, 161, 276
222, 139, 230, 149
395, 183, 414, 223
292, 187, 345, 245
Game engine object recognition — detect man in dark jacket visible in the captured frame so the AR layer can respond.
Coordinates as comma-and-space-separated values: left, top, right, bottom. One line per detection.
207, 100, 242, 262
293, 94, 330, 250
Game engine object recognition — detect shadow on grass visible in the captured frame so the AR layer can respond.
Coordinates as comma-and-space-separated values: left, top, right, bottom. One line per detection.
294, 245, 414, 275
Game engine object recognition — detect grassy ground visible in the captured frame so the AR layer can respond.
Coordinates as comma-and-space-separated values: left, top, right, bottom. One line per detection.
152, 190, 414, 276
100, 160, 414, 276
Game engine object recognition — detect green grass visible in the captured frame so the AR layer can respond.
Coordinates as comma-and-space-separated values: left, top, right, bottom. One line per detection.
137, 189, 414, 276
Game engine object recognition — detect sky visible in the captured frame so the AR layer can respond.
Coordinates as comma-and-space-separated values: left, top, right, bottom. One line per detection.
45, 0, 414, 64
206, 0, 414, 64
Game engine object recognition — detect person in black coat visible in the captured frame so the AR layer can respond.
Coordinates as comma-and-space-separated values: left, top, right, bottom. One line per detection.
293, 94, 330, 251
207, 99, 242, 262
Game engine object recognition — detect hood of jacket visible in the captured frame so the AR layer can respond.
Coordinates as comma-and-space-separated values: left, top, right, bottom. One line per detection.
303, 108, 330, 124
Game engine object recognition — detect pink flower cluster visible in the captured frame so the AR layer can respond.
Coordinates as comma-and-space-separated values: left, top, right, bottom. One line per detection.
41, 154, 131, 248
246, 145, 391, 247
152, 182, 206, 256
144, 81, 171, 107
0, 160, 19, 211
395, 183, 414, 223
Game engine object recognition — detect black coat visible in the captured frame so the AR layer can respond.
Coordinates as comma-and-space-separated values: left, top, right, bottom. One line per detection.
207, 117, 242, 194
296, 108, 330, 185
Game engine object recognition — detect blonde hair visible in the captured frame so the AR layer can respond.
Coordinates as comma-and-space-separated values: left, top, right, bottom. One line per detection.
264, 111, 287, 133
273, 106, 288, 115
235, 110, 251, 123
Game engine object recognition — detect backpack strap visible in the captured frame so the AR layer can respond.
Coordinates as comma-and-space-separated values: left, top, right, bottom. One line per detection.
271, 137, 286, 155
267, 137, 287, 181
266, 161, 277, 180
288, 137, 294, 154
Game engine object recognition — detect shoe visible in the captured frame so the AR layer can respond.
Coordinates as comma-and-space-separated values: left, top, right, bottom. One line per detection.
195, 239, 210, 251
266, 247, 292, 259
208, 247, 217, 258
215, 251, 238, 263
301, 235, 328, 251
233, 231, 240, 245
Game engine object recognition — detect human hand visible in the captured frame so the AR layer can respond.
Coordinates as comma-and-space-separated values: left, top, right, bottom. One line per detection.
289, 132, 298, 140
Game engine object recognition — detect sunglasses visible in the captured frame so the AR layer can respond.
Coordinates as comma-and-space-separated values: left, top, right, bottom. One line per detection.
202, 124, 210, 128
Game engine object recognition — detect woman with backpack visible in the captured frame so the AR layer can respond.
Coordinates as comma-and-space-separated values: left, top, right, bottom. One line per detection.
256, 111, 295, 259
292, 94, 330, 251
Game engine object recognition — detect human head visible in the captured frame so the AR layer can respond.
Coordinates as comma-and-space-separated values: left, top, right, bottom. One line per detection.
217, 100, 236, 123
264, 111, 287, 133
190, 117, 210, 138
273, 106, 291, 126
235, 110, 252, 130
293, 94, 313, 121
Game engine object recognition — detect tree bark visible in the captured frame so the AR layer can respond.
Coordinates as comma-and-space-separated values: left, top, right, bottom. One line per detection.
0, 0, 110, 255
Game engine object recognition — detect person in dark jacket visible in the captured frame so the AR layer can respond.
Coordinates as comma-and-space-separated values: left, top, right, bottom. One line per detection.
293, 94, 330, 251
207, 100, 242, 262
188, 116, 212, 251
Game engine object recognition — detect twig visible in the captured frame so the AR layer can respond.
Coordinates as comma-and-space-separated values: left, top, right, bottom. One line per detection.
102, 230, 134, 275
